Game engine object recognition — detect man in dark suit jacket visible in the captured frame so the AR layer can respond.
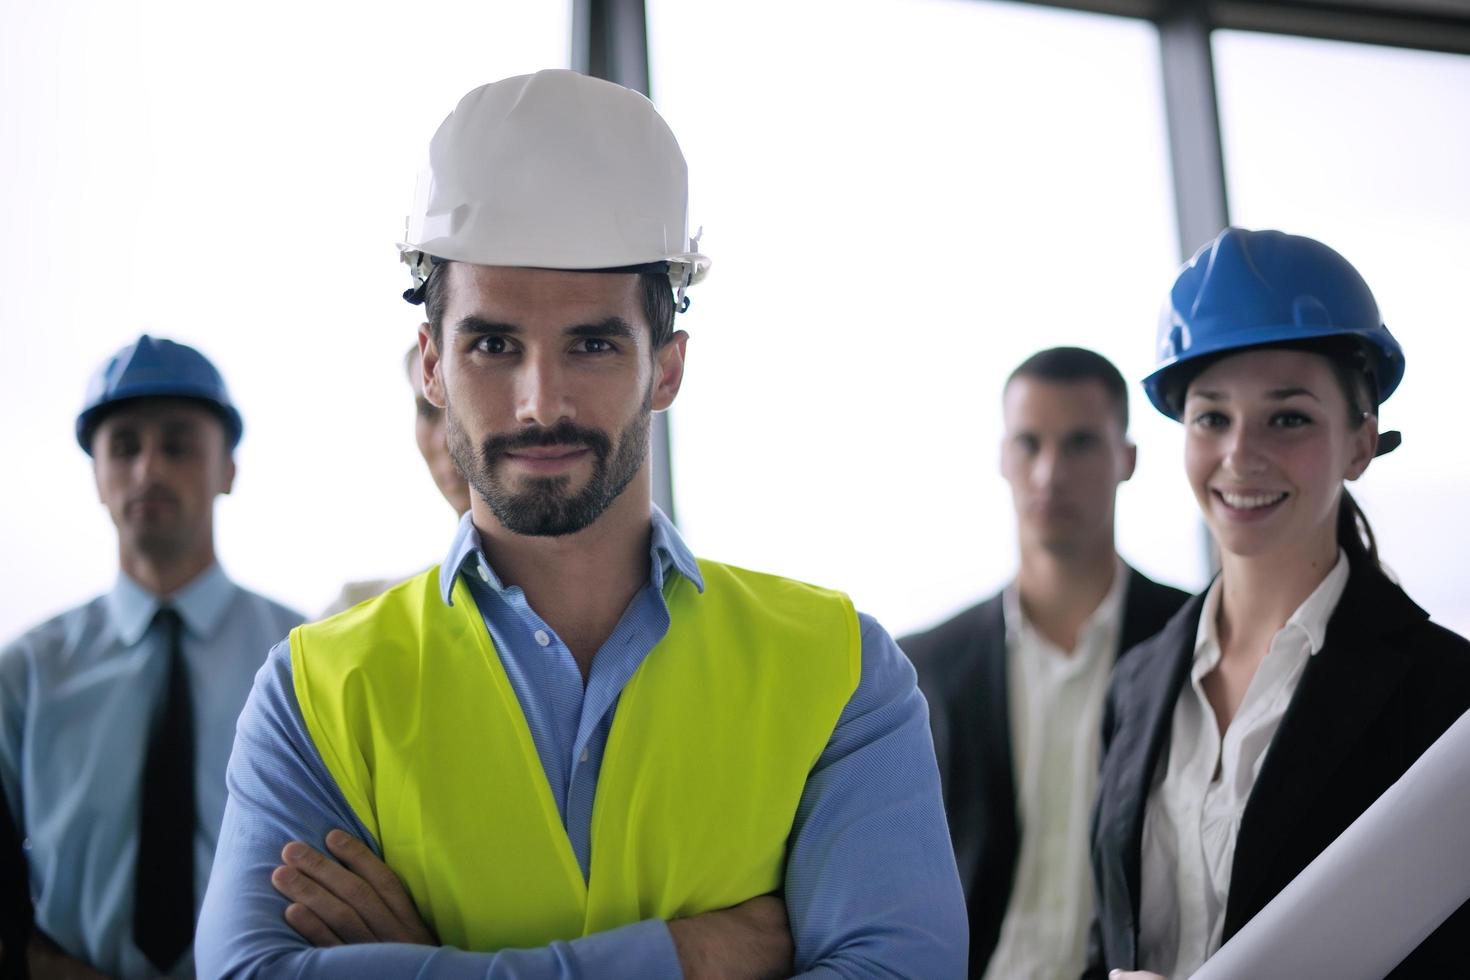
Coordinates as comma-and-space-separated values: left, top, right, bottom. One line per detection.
902, 348, 1189, 980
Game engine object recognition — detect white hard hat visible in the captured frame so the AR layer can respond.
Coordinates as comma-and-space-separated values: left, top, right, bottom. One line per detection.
399, 69, 709, 308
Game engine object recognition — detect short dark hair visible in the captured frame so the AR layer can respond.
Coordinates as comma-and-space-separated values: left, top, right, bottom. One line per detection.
425, 261, 676, 354
1006, 346, 1129, 432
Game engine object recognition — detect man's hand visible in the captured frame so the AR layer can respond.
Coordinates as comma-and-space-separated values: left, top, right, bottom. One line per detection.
667, 894, 792, 980
272, 829, 436, 947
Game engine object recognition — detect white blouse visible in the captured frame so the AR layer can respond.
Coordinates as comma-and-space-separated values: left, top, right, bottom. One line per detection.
1137, 551, 1350, 978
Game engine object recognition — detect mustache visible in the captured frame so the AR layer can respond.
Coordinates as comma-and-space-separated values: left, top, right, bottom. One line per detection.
481, 421, 611, 463
127, 485, 181, 508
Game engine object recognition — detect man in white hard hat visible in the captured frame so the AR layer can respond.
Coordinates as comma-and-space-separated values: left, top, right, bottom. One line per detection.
320, 344, 472, 616
0, 335, 304, 979
197, 70, 966, 977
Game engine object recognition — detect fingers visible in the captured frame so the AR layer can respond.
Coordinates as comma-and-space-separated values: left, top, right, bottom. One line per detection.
283, 901, 343, 948
278, 839, 396, 940
323, 829, 435, 943
272, 862, 375, 944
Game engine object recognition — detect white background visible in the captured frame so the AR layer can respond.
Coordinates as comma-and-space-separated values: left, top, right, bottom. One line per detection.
1, 1, 1465, 643
652, 0, 1196, 636
0, 0, 570, 631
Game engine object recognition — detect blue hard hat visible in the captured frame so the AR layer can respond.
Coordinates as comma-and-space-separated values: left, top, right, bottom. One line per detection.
1143, 228, 1405, 420
76, 335, 243, 455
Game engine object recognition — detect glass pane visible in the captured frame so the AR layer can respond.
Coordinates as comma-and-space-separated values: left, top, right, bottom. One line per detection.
649, 0, 1195, 634
0, 1, 570, 634
1215, 30, 1470, 635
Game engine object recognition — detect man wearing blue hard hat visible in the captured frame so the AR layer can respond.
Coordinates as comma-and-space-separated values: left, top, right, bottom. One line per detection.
0, 335, 304, 979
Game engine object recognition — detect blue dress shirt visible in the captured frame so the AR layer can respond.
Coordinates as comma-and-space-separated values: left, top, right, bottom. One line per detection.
0, 564, 304, 979
196, 510, 967, 978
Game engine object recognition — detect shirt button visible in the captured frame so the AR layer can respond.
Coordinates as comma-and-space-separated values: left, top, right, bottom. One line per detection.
534, 629, 550, 647
477, 562, 490, 583
580, 748, 589, 764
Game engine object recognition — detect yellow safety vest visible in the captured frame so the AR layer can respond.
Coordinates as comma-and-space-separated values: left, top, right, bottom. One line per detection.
290, 559, 861, 951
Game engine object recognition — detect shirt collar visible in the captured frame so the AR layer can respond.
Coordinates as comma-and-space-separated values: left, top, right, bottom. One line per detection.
106, 562, 236, 646
1193, 548, 1350, 665
1291, 549, 1351, 653
437, 504, 704, 607
1002, 558, 1128, 649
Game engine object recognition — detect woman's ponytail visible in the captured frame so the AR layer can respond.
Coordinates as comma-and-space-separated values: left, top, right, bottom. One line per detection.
1337, 488, 1379, 568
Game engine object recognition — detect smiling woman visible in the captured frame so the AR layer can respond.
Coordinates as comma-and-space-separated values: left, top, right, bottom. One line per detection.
1086, 228, 1470, 980
1180, 347, 1376, 570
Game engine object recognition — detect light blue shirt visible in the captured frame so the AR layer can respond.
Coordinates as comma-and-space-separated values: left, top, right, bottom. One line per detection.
0, 564, 304, 979
196, 510, 968, 978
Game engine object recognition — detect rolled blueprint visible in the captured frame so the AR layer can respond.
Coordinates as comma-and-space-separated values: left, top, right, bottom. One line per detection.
1191, 708, 1470, 980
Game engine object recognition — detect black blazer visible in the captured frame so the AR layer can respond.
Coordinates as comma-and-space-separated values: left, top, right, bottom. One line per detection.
1086, 555, 1470, 978
901, 566, 1189, 978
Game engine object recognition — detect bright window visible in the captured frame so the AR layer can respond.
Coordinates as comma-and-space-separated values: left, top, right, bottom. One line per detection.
649, 0, 1197, 635
1215, 30, 1470, 635
0, 1, 570, 635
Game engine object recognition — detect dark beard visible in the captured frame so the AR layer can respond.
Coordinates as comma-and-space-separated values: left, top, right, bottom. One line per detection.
447, 391, 650, 537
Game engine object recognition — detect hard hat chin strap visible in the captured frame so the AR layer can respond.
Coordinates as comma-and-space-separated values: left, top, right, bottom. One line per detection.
403, 253, 439, 306
669, 227, 703, 314
673, 266, 693, 314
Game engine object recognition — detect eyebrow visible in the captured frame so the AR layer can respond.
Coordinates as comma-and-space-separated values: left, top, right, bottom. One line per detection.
1189, 386, 1320, 403
1266, 386, 1321, 402
455, 315, 519, 337
452, 315, 635, 341
567, 317, 635, 341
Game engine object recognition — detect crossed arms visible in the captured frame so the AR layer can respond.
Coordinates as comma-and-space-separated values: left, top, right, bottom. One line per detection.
195, 619, 967, 978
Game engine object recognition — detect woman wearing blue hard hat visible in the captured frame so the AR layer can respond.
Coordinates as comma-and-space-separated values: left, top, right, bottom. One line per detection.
1084, 228, 1470, 979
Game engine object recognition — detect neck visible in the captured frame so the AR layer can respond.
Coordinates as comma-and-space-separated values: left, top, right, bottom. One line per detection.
472, 467, 654, 677
119, 542, 216, 598
1015, 533, 1119, 654
1215, 532, 1340, 651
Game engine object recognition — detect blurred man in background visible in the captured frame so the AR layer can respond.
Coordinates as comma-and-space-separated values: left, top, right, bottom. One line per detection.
322, 343, 471, 615
903, 346, 1189, 980
0, 336, 303, 978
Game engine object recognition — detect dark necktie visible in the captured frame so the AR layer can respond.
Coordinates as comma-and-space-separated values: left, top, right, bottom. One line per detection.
133, 606, 195, 973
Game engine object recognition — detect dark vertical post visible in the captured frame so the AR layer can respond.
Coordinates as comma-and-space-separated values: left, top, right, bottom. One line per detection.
1157, 0, 1228, 574
1157, 0, 1230, 258
572, 0, 678, 524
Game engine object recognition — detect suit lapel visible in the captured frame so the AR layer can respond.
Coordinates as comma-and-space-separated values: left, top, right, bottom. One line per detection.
1118, 566, 1184, 656
1225, 562, 1428, 934
1106, 596, 1202, 947
1118, 568, 1155, 659
967, 595, 1016, 867
1093, 590, 1205, 963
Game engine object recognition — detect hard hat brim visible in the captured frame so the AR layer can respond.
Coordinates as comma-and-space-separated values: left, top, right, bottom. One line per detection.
1143, 321, 1405, 421
396, 244, 710, 305
76, 391, 244, 456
